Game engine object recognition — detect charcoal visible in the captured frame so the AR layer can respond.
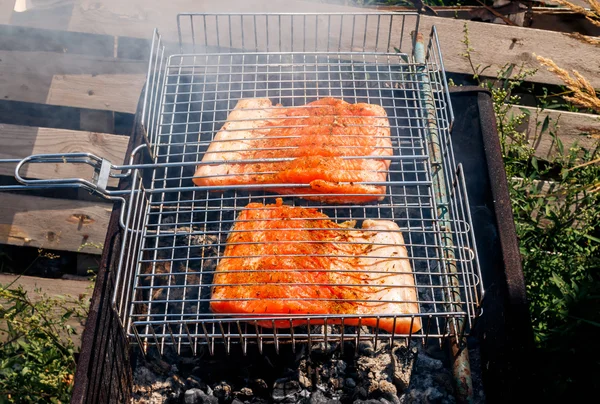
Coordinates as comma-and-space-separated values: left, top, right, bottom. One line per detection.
415, 354, 443, 371
186, 376, 205, 389
298, 357, 319, 389
308, 389, 343, 404
336, 361, 347, 374
147, 358, 173, 376
310, 326, 340, 353
390, 345, 418, 391
400, 346, 456, 404
309, 390, 329, 404
184, 388, 219, 404
134, 367, 157, 386
166, 375, 185, 399
433, 372, 454, 395
272, 378, 308, 403
425, 386, 445, 403
356, 348, 398, 397
299, 371, 312, 389
358, 341, 375, 357
249, 399, 269, 404
213, 382, 233, 403
355, 387, 369, 399
401, 386, 457, 404
329, 377, 344, 390
317, 358, 348, 392
233, 387, 254, 400
131, 338, 483, 404
249, 379, 269, 396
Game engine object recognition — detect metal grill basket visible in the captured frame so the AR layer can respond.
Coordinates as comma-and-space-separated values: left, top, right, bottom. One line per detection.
1, 13, 484, 356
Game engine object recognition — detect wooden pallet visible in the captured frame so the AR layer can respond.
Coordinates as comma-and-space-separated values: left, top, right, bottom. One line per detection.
0, 1, 144, 255
0, 0, 598, 256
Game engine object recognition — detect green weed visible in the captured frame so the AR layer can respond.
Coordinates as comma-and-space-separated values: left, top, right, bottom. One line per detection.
461, 22, 600, 398
0, 280, 92, 403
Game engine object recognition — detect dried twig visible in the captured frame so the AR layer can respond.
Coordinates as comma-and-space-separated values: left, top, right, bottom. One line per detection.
473, 0, 518, 26
549, 0, 600, 27
535, 54, 600, 114
567, 32, 600, 46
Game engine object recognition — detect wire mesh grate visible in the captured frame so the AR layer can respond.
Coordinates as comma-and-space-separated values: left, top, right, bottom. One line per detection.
113, 13, 483, 356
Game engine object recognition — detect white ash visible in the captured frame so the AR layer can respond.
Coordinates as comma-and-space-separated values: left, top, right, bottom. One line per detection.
130, 340, 485, 404
132, 365, 186, 404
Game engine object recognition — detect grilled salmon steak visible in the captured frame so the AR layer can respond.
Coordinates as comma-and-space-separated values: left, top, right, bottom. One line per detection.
193, 97, 392, 204
210, 199, 421, 334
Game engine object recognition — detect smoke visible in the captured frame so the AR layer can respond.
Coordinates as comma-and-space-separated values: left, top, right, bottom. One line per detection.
0, 0, 373, 120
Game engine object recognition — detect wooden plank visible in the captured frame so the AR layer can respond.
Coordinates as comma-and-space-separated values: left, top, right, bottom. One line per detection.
0, 273, 90, 346
0, 193, 113, 254
419, 16, 600, 88
0, 0, 14, 24
46, 73, 145, 113
0, 274, 91, 300
509, 106, 600, 159
0, 124, 128, 186
67, 1, 600, 87
68, 0, 349, 41
0, 67, 53, 105
553, 0, 593, 8
0, 23, 151, 60
10, 0, 74, 31
0, 49, 147, 105
0, 99, 125, 135
0, 23, 112, 56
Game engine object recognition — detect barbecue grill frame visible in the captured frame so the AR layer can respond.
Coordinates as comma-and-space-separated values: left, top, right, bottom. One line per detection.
105, 12, 485, 356
70, 87, 534, 404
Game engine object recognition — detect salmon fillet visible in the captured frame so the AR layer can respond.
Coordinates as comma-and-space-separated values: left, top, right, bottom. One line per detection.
193, 97, 392, 204
210, 198, 421, 334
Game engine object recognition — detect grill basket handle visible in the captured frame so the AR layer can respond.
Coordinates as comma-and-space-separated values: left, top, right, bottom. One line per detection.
0, 153, 113, 195
0, 152, 137, 230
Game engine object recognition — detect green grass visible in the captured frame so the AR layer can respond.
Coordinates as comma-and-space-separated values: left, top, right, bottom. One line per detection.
460, 22, 600, 399
0, 279, 92, 404
499, 91, 600, 400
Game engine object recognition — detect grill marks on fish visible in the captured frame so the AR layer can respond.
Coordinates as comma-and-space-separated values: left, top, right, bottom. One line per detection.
193, 98, 392, 203
210, 199, 422, 334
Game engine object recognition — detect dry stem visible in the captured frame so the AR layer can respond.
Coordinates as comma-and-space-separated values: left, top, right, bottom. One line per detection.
567, 32, 600, 46
535, 54, 600, 114
549, 0, 600, 27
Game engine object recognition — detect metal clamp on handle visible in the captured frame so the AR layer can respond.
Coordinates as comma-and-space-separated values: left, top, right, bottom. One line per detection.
0, 153, 113, 196
16, 153, 113, 192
